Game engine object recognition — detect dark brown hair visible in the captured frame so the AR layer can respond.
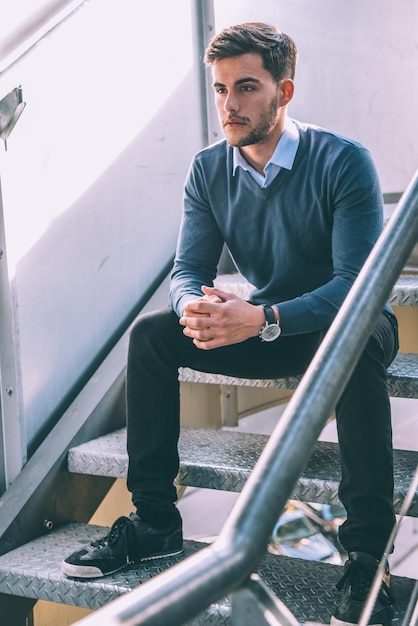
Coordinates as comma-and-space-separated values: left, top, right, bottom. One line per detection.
204, 22, 298, 82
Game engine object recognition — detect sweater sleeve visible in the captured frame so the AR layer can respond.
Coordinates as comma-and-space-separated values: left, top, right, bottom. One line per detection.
169, 157, 224, 317
276, 144, 384, 335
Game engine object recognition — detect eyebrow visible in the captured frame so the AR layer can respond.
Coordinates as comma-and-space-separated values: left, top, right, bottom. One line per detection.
213, 77, 261, 88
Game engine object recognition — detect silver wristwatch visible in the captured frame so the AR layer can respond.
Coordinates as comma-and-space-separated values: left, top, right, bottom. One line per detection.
258, 304, 281, 342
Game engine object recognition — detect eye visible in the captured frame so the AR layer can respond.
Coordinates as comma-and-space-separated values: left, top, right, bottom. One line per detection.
214, 86, 227, 94
240, 85, 255, 92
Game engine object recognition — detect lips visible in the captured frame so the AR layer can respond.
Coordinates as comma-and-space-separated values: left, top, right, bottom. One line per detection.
224, 118, 246, 127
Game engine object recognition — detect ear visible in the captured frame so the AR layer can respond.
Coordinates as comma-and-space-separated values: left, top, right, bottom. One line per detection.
279, 79, 294, 107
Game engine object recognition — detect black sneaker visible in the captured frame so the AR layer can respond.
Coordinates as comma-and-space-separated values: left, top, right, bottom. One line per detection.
61, 513, 183, 578
331, 551, 394, 626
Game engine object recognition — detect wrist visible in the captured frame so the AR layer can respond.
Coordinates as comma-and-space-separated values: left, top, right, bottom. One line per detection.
255, 304, 267, 336
272, 305, 280, 322
258, 304, 281, 342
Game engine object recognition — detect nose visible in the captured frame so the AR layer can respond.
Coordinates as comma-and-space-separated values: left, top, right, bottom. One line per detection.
224, 91, 239, 113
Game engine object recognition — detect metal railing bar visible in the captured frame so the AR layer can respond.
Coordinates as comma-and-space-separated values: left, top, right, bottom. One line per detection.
191, 0, 215, 148
75, 170, 418, 626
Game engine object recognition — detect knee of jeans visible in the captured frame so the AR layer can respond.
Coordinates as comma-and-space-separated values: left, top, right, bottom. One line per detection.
129, 308, 179, 347
367, 315, 399, 368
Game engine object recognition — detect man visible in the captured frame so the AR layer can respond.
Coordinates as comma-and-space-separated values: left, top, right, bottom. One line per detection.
62, 22, 398, 626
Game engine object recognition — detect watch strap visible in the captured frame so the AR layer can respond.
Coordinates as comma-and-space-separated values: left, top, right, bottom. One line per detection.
260, 304, 277, 326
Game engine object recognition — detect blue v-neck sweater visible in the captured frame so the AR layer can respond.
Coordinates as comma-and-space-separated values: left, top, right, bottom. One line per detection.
170, 120, 384, 336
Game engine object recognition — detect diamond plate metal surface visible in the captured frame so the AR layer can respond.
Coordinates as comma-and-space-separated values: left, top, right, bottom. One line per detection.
178, 367, 301, 390
0, 524, 205, 610
68, 428, 418, 516
214, 273, 418, 307
180, 352, 418, 399
389, 275, 418, 307
257, 552, 415, 626
68, 428, 128, 478
0, 523, 414, 625
387, 353, 418, 398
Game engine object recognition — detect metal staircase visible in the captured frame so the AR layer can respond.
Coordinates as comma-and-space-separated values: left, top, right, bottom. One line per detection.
0, 272, 416, 625
0, 179, 417, 625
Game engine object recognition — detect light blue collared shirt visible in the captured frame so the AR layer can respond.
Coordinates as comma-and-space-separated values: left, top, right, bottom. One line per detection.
232, 116, 300, 187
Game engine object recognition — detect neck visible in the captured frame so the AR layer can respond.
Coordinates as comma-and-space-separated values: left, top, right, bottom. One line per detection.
240, 120, 285, 174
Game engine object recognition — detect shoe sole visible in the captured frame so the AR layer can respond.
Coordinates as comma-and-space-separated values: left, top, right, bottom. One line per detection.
61, 546, 184, 579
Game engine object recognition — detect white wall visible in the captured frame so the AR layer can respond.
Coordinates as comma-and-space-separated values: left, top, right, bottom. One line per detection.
213, 0, 418, 194
0, 0, 205, 453
1, 0, 417, 459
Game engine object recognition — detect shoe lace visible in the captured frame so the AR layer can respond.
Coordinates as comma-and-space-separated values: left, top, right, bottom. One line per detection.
91, 516, 133, 550
336, 559, 394, 604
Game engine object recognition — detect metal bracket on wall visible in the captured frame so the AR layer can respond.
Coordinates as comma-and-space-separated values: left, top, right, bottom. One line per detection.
0, 86, 26, 150
0, 174, 25, 493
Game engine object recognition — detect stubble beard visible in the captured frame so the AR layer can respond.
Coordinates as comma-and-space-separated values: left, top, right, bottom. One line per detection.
226, 95, 279, 148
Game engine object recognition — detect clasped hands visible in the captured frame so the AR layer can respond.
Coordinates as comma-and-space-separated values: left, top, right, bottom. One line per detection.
179, 285, 266, 350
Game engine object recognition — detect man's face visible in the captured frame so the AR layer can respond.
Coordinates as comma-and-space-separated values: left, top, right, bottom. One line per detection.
212, 52, 281, 147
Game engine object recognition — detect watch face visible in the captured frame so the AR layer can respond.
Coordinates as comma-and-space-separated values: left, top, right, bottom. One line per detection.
261, 323, 281, 342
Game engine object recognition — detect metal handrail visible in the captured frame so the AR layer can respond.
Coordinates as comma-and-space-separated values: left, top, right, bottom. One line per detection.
75, 170, 418, 626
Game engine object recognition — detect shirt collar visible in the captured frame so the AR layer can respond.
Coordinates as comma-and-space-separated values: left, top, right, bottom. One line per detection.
232, 116, 299, 177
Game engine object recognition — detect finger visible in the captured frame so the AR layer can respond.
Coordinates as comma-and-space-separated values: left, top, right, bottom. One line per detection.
179, 312, 209, 326
180, 314, 214, 329
192, 337, 217, 350
201, 285, 231, 301
202, 294, 223, 303
183, 299, 213, 316
183, 299, 221, 318
183, 326, 213, 342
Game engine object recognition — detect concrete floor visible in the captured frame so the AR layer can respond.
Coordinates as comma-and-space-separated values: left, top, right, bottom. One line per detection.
177, 396, 418, 580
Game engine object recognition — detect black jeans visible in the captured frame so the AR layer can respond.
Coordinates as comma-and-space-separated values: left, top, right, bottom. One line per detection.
126, 307, 398, 559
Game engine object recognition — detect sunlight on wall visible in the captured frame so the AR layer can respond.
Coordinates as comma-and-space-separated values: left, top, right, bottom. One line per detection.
1, 0, 48, 35
0, 0, 193, 275
0, 0, 85, 72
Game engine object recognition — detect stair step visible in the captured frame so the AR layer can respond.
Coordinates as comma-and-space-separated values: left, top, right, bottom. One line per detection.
387, 353, 418, 398
0, 522, 414, 624
68, 428, 418, 516
214, 272, 418, 307
389, 274, 418, 307
179, 352, 418, 399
